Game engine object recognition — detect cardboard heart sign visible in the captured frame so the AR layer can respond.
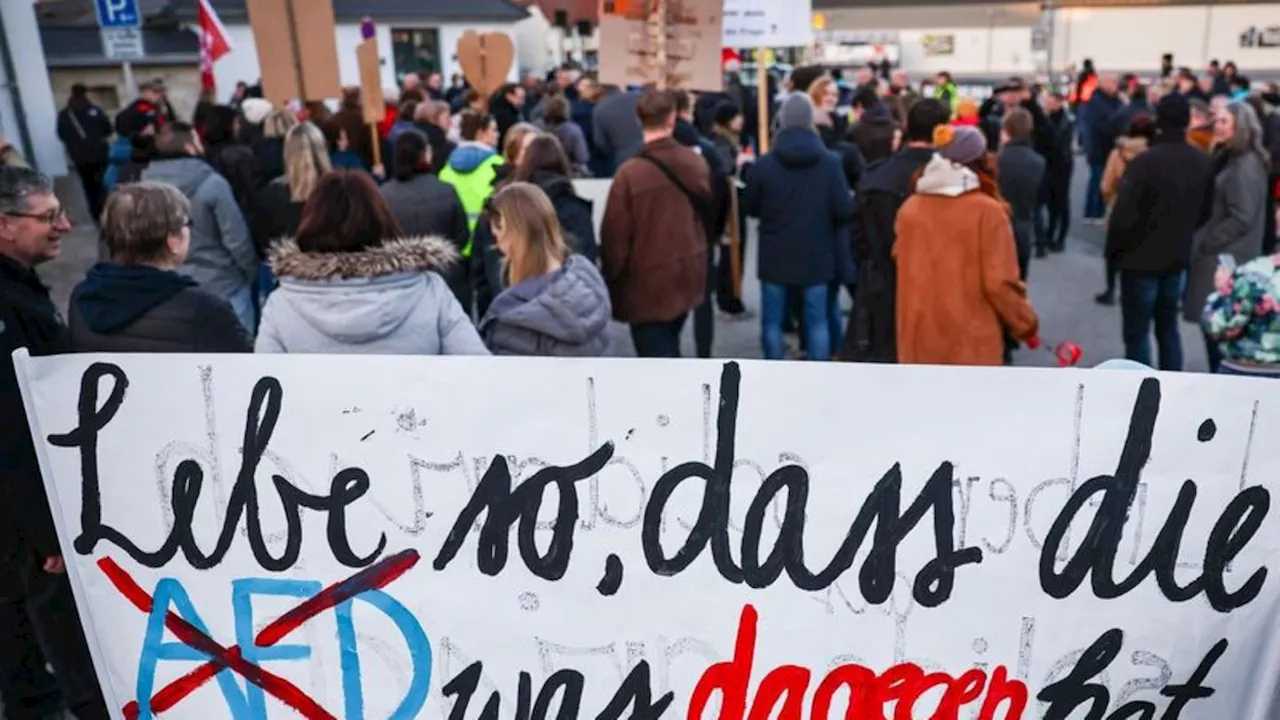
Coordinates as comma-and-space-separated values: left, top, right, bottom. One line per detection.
456, 31, 515, 100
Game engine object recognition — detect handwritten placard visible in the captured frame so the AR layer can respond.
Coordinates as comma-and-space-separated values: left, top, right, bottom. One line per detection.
14, 352, 1280, 719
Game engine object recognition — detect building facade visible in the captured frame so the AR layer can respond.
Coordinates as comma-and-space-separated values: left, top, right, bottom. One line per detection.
170, 0, 528, 103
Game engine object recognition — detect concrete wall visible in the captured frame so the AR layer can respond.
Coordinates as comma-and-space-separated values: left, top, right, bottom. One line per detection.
1049, 3, 1280, 75
212, 19, 521, 103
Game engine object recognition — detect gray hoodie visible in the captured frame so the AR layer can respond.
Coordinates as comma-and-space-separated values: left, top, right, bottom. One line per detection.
255, 236, 489, 355
142, 156, 256, 299
479, 255, 611, 356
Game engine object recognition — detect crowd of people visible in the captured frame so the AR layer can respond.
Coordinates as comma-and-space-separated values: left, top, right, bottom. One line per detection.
1, 53, 1280, 717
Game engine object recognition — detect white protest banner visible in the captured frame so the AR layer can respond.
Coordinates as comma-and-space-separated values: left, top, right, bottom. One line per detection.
14, 351, 1280, 719
722, 0, 813, 50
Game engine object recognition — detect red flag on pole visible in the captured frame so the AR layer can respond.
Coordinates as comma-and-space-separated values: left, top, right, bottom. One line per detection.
198, 0, 233, 94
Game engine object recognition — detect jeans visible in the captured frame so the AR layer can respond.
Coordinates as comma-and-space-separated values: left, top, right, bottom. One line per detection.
0, 545, 109, 720
631, 314, 687, 358
229, 284, 257, 336
1085, 161, 1106, 219
762, 283, 838, 361
1120, 271, 1184, 371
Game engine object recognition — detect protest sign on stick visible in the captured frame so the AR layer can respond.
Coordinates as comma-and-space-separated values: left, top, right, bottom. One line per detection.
14, 351, 1280, 719
598, 0, 722, 91
244, 0, 340, 106
456, 30, 516, 102
356, 17, 384, 170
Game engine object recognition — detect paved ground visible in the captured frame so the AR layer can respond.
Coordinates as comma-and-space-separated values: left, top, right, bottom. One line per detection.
40, 156, 1209, 372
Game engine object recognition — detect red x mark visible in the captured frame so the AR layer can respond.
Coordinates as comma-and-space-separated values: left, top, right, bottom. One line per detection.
96, 549, 421, 720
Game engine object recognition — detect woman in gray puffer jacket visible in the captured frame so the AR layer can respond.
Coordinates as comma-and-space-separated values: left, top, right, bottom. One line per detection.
256, 171, 488, 355
479, 182, 611, 356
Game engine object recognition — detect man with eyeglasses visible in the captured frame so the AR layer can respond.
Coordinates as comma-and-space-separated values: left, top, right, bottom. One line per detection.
0, 166, 110, 719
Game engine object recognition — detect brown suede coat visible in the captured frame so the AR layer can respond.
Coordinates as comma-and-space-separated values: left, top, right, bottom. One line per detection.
600, 137, 710, 324
894, 169, 1039, 366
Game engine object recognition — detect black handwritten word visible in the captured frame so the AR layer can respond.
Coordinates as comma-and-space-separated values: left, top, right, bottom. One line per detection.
1037, 628, 1224, 719
52, 363, 385, 571
641, 362, 984, 606
432, 446, 614, 581
1040, 377, 1270, 612
441, 658, 672, 720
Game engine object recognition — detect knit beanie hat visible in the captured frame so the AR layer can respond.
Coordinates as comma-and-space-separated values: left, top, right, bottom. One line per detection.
1155, 93, 1191, 131
778, 94, 815, 131
240, 97, 274, 126
933, 124, 986, 164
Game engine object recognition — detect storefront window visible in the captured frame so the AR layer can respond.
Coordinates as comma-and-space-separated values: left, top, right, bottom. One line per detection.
391, 27, 441, 82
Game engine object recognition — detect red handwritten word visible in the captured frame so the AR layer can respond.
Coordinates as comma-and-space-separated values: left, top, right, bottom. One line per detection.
688, 605, 1027, 720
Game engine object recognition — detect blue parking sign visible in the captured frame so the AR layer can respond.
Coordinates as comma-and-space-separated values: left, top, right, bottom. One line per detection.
94, 0, 141, 28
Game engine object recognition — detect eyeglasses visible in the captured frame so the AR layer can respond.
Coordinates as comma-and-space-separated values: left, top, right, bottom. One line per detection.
5, 208, 67, 226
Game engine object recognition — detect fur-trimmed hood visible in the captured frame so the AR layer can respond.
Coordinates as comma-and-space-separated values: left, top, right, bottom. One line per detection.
268, 235, 458, 280
259, 235, 474, 348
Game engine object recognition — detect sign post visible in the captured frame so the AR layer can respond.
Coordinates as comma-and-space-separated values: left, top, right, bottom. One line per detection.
94, 0, 143, 98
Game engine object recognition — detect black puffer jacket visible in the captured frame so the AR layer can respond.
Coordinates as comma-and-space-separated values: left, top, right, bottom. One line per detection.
68, 263, 252, 353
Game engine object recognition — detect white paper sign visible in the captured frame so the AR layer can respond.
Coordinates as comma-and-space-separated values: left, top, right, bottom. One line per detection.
101, 26, 145, 61
14, 352, 1280, 719
722, 0, 813, 49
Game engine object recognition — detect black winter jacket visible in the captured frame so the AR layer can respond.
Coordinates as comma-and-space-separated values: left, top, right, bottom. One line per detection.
69, 263, 251, 353
0, 254, 67, 564
57, 103, 112, 165
1106, 131, 1214, 274
252, 178, 304, 254
842, 146, 935, 362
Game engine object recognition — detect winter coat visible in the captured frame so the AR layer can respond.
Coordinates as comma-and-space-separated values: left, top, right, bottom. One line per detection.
1185, 149, 1269, 322
114, 98, 164, 137
742, 127, 856, 287
438, 142, 505, 244
1086, 91, 1125, 165
252, 177, 304, 253
386, 119, 418, 148
673, 119, 731, 238
380, 172, 471, 305
849, 104, 899, 164
252, 136, 286, 183
142, 156, 257, 299
416, 122, 456, 173
256, 236, 489, 355
57, 102, 112, 165
329, 149, 365, 171
894, 155, 1039, 365
490, 96, 524, 148
842, 146, 936, 363
1045, 109, 1076, 175
997, 140, 1046, 266
600, 137, 710, 324
818, 122, 867, 191
1101, 137, 1149, 207
104, 136, 146, 191
479, 255, 611, 356
592, 91, 644, 171
69, 262, 251, 353
0, 254, 67, 567
546, 120, 591, 175
1106, 131, 1214, 275
205, 140, 262, 219
1188, 125, 1215, 154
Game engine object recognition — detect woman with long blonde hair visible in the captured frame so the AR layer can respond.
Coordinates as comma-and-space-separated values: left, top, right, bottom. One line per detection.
478, 182, 611, 356
252, 122, 332, 297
